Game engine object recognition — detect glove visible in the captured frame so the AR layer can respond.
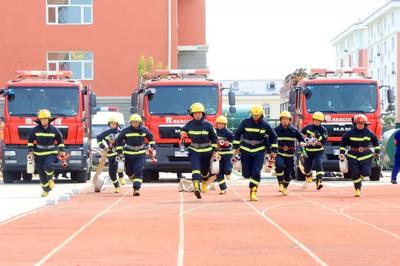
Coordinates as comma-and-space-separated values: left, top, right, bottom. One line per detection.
299, 142, 306, 147
373, 153, 380, 160
338, 154, 346, 161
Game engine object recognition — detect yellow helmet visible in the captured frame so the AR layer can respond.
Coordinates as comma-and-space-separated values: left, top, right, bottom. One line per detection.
190, 102, 205, 113
37, 109, 51, 119
216, 115, 228, 124
280, 111, 292, 119
129, 114, 142, 122
312, 111, 324, 121
108, 116, 119, 124
250, 105, 264, 116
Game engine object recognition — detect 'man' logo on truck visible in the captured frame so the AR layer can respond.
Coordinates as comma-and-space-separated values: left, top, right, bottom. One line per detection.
332, 126, 352, 132
175, 128, 181, 134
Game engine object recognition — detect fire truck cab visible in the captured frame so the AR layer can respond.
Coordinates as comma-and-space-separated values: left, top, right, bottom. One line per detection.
281, 67, 395, 181
0, 71, 97, 183
131, 69, 235, 181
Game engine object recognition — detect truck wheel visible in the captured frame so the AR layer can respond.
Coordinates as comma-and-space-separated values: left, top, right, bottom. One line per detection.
295, 167, 306, 181
22, 172, 33, 182
143, 170, 159, 182
370, 167, 381, 181
3, 171, 20, 184
71, 171, 88, 183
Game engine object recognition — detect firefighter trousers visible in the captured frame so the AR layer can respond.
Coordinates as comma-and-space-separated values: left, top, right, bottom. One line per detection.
241, 150, 265, 189
108, 156, 120, 188
189, 150, 212, 183
304, 151, 324, 181
348, 157, 372, 190
391, 153, 400, 182
35, 154, 57, 192
216, 154, 232, 191
125, 156, 145, 190
275, 154, 294, 188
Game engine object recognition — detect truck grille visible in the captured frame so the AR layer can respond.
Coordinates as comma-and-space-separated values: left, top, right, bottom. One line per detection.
323, 124, 353, 137
158, 125, 182, 139
18, 126, 69, 140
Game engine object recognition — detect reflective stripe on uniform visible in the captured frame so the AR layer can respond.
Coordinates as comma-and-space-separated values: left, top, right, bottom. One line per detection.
339, 147, 346, 151
347, 153, 373, 161
112, 179, 119, 184
27, 143, 34, 147
133, 178, 143, 183
116, 146, 123, 150
219, 180, 226, 185
188, 130, 209, 135
42, 182, 50, 187
278, 152, 294, 157
244, 128, 266, 134
374, 146, 381, 150
33, 150, 58, 156
277, 137, 296, 141
123, 150, 146, 155
58, 144, 65, 148
107, 152, 118, 157
192, 170, 201, 174
318, 136, 323, 141
305, 147, 324, 152
189, 146, 213, 153
316, 171, 324, 176
306, 130, 314, 135
353, 178, 362, 183
349, 136, 371, 141
276, 172, 284, 176
35, 133, 55, 137
126, 133, 146, 137
250, 178, 260, 185
149, 141, 156, 145
218, 150, 233, 155
240, 145, 265, 153
270, 143, 278, 148
233, 140, 241, 144
45, 170, 54, 176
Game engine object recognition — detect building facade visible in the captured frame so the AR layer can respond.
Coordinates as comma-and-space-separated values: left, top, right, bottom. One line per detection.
0, 0, 207, 97
332, 0, 400, 123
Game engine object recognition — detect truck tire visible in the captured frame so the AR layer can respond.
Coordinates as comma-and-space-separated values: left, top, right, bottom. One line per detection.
370, 167, 381, 181
3, 171, 20, 184
71, 171, 88, 183
22, 172, 33, 182
143, 170, 159, 182
295, 167, 306, 181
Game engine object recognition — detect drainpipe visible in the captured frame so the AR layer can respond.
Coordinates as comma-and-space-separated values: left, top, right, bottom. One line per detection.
168, 0, 172, 69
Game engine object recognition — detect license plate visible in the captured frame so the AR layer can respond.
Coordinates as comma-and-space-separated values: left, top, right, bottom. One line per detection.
174, 151, 188, 157
333, 149, 340, 155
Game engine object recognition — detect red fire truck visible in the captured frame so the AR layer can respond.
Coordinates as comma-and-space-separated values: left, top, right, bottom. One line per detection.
131, 69, 236, 181
280, 68, 394, 181
0, 71, 97, 183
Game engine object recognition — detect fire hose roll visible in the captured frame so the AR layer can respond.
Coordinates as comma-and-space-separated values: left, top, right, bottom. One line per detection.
94, 175, 107, 192
339, 157, 348, 174
210, 157, 220, 175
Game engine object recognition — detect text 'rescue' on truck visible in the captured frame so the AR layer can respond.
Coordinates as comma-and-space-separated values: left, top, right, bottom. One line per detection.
280, 67, 395, 181
131, 69, 236, 181
0, 71, 97, 183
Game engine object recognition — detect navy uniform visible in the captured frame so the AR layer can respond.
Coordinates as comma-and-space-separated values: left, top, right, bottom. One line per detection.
339, 114, 380, 197
215, 115, 234, 194
274, 111, 304, 195
27, 109, 65, 197
233, 105, 277, 201
180, 102, 218, 199
301, 111, 328, 190
116, 114, 155, 196
97, 117, 123, 193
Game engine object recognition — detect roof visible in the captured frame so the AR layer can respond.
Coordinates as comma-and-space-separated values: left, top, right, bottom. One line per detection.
6, 78, 81, 87
220, 80, 283, 96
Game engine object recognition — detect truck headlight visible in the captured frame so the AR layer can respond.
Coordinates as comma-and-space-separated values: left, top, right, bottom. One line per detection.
70, 151, 82, 156
4, 151, 16, 156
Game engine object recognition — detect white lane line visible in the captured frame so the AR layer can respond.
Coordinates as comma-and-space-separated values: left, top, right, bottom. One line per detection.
177, 192, 185, 266
34, 190, 129, 266
230, 186, 328, 266
293, 193, 400, 240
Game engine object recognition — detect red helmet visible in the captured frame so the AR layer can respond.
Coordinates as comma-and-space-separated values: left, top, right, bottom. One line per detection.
353, 114, 370, 125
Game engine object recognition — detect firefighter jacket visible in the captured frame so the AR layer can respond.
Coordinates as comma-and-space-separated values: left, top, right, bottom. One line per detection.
97, 127, 121, 157
274, 124, 304, 157
216, 127, 234, 155
340, 127, 380, 161
233, 117, 277, 153
181, 119, 218, 153
27, 120, 64, 156
301, 124, 328, 153
116, 125, 155, 157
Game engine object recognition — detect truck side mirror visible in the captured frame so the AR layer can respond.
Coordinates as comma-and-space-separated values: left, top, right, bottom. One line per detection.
144, 88, 156, 101
228, 90, 236, 106
130, 107, 138, 113
229, 106, 236, 113
289, 91, 296, 104
301, 87, 312, 99
90, 92, 97, 115
388, 104, 395, 111
288, 105, 295, 112
387, 88, 395, 104
0, 88, 15, 102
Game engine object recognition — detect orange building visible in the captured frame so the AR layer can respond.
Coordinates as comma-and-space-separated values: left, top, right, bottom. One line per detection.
0, 0, 207, 97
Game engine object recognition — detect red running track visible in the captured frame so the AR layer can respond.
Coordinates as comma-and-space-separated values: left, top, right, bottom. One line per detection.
0, 182, 399, 266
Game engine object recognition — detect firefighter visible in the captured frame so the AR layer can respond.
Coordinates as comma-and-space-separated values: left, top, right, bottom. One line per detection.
116, 114, 155, 196
301, 111, 328, 190
96, 116, 123, 193
27, 109, 65, 197
391, 129, 400, 184
214, 115, 234, 195
233, 104, 278, 201
274, 111, 305, 196
339, 114, 381, 197
180, 102, 218, 199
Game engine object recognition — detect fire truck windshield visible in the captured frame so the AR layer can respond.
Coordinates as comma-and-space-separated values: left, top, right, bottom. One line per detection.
7, 87, 79, 117
305, 83, 377, 113
148, 85, 219, 115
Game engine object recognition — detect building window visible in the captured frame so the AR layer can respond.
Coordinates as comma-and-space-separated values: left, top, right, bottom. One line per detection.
263, 104, 270, 119
47, 0, 92, 24
47, 51, 93, 80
